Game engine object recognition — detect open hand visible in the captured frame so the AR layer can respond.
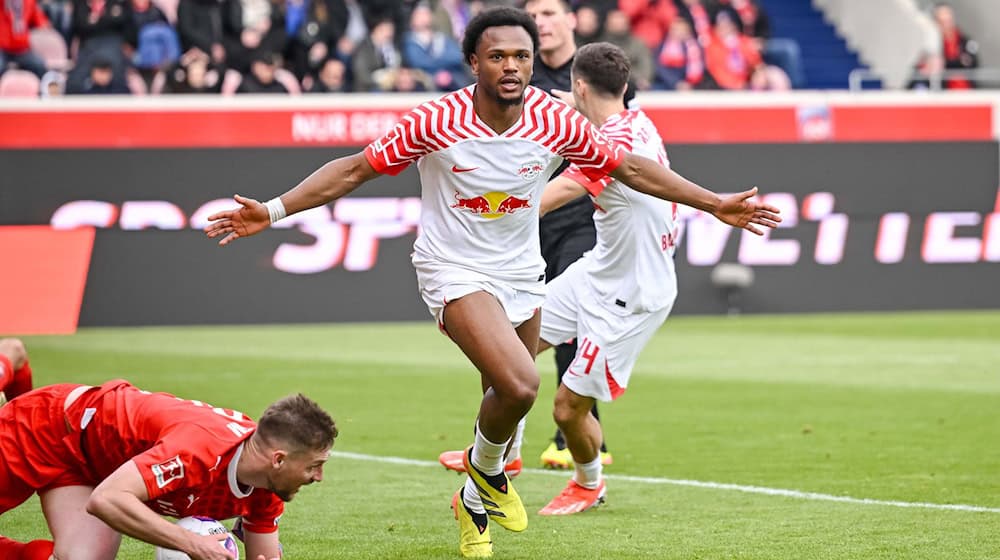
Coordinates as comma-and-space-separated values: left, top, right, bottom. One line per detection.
204, 194, 270, 246
713, 187, 782, 235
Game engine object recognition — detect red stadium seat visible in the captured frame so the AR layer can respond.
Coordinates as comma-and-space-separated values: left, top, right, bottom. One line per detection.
30, 28, 71, 71
0, 69, 41, 97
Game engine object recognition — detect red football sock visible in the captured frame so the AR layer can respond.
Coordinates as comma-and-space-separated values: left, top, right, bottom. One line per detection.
7, 361, 33, 400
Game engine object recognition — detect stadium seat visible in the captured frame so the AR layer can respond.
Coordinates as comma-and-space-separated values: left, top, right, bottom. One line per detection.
0, 69, 41, 97
30, 28, 71, 71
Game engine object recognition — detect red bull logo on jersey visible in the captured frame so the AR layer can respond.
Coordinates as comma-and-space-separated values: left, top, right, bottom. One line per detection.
451, 191, 532, 219
517, 161, 545, 180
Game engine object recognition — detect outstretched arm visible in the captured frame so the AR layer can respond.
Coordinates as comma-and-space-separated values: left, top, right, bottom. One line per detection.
205, 152, 381, 246
86, 461, 237, 560
540, 176, 588, 217
608, 153, 781, 234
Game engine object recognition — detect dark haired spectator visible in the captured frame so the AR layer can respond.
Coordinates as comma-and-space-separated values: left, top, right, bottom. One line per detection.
67, 54, 130, 93
654, 16, 713, 90
236, 49, 288, 92
402, 2, 467, 91
160, 49, 224, 92
285, 0, 347, 80
0, 0, 51, 77
222, 0, 286, 73
304, 55, 347, 92
618, 0, 677, 51
351, 18, 400, 91
177, 0, 227, 65
573, 4, 601, 47
912, 2, 978, 90
602, 9, 652, 90
67, 0, 135, 91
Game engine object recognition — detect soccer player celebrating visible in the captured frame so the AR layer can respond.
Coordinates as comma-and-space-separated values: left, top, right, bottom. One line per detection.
0, 378, 337, 560
204, 7, 779, 558
0, 338, 34, 407
536, 42, 725, 515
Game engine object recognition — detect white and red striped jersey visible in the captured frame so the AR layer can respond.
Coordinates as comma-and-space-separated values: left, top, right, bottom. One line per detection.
562, 109, 679, 313
365, 85, 625, 288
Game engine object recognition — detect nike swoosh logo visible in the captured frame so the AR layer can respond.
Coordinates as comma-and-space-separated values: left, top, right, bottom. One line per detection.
451, 165, 478, 173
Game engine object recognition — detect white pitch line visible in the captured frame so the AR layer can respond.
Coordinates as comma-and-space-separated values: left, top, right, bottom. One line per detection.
331, 450, 1000, 514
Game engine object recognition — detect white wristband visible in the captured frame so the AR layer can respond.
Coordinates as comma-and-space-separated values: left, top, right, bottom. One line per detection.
264, 197, 287, 224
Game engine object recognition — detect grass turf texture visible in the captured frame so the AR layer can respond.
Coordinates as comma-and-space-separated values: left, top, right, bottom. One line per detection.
4, 311, 999, 559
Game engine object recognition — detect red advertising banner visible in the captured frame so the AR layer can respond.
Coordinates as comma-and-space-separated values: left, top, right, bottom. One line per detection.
0, 226, 95, 334
0, 96, 992, 148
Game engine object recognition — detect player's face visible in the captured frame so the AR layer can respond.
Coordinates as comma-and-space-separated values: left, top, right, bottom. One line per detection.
526, 0, 575, 55
470, 26, 534, 106
268, 447, 330, 502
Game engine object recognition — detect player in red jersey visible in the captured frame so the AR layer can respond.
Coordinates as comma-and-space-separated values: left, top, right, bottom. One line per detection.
0, 338, 34, 406
0, 378, 337, 560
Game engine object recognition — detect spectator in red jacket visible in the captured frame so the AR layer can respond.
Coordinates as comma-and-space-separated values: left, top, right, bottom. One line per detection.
618, 0, 677, 52
654, 16, 714, 90
704, 9, 760, 90
0, 0, 51, 77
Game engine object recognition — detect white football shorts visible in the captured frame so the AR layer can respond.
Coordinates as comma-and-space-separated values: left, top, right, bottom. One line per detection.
539, 260, 674, 402
413, 253, 545, 330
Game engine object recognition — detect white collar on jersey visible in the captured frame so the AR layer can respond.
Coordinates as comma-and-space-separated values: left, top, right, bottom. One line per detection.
227, 442, 254, 498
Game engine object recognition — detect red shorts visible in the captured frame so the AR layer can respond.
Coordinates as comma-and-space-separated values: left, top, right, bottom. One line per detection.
0, 384, 94, 514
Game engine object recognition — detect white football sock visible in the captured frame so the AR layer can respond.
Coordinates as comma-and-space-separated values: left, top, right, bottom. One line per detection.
471, 422, 509, 476
573, 456, 603, 489
506, 417, 526, 464
462, 477, 486, 514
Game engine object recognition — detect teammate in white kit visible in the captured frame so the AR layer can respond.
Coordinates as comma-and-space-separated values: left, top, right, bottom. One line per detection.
205, 8, 780, 558
536, 42, 697, 516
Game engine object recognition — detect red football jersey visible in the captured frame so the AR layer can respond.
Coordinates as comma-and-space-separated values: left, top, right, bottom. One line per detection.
67, 381, 284, 533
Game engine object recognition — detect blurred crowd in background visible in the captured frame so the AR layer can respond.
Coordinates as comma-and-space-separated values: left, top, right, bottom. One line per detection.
0, 0, 983, 96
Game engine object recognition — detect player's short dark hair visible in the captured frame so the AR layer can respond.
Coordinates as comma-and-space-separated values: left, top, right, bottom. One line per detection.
257, 394, 338, 453
572, 42, 630, 98
462, 6, 540, 64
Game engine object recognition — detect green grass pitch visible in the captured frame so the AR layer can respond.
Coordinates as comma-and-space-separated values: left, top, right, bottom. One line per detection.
4, 311, 999, 559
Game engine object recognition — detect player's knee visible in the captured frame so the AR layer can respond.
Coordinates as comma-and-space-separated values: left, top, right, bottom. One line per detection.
552, 392, 589, 430
498, 375, 538, 414
0, 338, 27, 369
552, 402, 580, 430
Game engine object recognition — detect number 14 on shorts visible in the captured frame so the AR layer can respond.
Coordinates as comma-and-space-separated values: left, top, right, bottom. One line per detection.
568, 337, 601, 376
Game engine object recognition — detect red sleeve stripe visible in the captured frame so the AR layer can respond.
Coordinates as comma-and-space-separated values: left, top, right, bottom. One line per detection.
442, 95, 473, 141
413, 106, 448, 152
